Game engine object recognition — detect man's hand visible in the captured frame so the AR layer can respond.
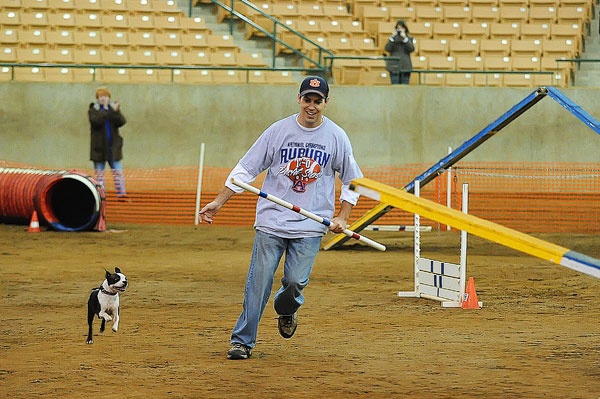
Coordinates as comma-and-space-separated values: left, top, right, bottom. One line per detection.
328, 216, 348, 234
198, 201, 222, 224
112, 101, 120, 111
198, 186, 236, 224
328, 200, 353, 234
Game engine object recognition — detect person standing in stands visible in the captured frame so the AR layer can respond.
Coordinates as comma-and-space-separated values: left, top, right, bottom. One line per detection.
384, 19, 415, 85
89, 87, 128, 201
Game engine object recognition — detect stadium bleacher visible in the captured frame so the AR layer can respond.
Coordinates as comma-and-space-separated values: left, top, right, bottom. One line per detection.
0, 0, 295, 84
0, 0, 593, 85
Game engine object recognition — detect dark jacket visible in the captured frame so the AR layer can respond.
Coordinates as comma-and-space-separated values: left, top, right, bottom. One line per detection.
89, 103, 126, 162
384, 34, 415, 74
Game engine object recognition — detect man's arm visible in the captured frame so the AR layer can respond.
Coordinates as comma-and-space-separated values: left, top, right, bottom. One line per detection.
198, 186, 236, 224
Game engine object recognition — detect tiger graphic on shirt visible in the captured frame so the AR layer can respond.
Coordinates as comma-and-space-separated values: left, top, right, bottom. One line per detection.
278, 142, 331, 193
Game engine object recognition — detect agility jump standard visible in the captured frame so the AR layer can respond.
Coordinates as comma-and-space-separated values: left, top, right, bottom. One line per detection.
230, 178, 386, 252
401, 180, 482, 308
349, 177, 600, 279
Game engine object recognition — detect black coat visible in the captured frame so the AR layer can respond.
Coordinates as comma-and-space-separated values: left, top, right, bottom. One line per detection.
89, 103, 126, 162
384, 34, 415, 74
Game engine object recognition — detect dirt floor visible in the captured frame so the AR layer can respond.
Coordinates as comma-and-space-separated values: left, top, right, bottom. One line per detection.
1, 222, 600, 399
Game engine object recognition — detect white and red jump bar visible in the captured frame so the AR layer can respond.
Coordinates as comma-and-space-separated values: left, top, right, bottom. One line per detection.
231, 178, 386, 252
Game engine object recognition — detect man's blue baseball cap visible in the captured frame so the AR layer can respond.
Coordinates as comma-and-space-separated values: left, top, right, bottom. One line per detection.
299, 76, 329, 99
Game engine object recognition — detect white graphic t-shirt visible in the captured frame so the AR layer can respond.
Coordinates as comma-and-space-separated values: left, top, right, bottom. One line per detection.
225, 114, 363, 238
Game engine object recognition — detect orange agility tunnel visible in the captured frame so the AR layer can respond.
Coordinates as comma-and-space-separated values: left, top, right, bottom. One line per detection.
0, 167, 105, 232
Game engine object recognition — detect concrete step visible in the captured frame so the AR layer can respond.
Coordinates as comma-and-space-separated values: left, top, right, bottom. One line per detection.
573, 69, 600, 86
573, 10, 600, 86
175, 1, 306, 82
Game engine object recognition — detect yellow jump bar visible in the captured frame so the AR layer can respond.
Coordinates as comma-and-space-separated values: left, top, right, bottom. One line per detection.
350, 177, 600, 279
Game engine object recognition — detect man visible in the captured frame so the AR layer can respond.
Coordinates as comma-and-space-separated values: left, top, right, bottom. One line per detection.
88, 87, 128, 201
199, 76, 363, 360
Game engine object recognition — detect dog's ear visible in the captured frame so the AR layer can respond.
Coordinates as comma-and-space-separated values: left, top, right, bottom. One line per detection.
105, 269, 111, 279
114, 267, 121, 274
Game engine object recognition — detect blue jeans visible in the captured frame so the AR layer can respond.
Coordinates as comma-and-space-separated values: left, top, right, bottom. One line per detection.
231, 230, 322, 348
94, 159, 126, 196
390, 72, 411, 85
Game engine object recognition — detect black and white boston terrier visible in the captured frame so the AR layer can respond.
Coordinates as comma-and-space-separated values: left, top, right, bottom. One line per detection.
86, 267, 128, 344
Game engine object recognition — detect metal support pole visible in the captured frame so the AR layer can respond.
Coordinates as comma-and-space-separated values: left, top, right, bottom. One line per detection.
194, 143, 206, 226
272, 23, 277, 69
229, 0, 234, 35
446, 146, 452, 231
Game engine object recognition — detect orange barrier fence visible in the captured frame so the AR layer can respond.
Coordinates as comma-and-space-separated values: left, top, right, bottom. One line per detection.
451, 162, 600, 233
2, 160, 599, 233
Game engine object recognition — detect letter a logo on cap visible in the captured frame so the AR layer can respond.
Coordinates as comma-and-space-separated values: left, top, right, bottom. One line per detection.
300, 76, 328, 98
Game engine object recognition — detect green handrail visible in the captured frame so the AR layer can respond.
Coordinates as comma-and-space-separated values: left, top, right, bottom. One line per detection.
210, 0, 334, 71
551, 58, 600, 84
325, 55, 557, 85
556, 58, 600, 68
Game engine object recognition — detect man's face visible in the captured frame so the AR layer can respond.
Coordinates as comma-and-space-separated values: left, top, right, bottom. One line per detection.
297, 93, 328, 128
98, 95, 110, 106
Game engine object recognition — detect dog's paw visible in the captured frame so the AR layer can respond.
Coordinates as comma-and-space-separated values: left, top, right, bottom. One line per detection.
101, 315, 113, 322
112, 327, 118, 332
86, 339, 93, 344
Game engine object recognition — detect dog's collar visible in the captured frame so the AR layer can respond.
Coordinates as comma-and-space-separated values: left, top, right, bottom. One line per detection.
100, 286, 118, 296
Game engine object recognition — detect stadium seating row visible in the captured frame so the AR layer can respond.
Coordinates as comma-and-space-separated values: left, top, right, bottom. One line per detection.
327, 63, 563, 86
329, 52, 571, 72
1, 0, 183, 14
410, 53, 570, 70
394, 20, 582, 39
239, 5, 587, 50
0, 63, 563, 87
320, 54, 570, 87
299, 36, 577, 59
248, 17, 368, 40
0, 45, 271, 65
270, 19, 582, 49
355, 0, 592, 13
220, 2, 354, 23
224, 2, 589, 29
412, 37, 577, 57
0, 11, 215, 32
0, 30, 243, 51
357, 5, 588, 35
0, 65, 297, 84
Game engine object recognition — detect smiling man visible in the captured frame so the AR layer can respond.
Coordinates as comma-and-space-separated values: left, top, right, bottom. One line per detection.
199, 76, 363, 360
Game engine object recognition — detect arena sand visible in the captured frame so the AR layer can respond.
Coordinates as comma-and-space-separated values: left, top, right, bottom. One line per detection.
1, 224, 599, 398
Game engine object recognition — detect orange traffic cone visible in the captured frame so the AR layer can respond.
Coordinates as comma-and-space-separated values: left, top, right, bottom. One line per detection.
461, 277, 481, 309
28, 211, 40, 233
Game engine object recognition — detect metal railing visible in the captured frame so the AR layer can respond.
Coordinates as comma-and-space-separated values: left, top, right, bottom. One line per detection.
557, 58, 600, 69
209, 0, 334, 71
555, 58, 600, 84
0, 63, 321, 83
